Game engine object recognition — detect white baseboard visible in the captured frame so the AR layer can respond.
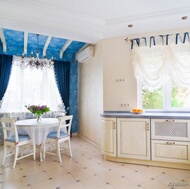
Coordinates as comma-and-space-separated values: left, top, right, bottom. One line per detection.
71, 132, 78, 136
77, 133, 101, 149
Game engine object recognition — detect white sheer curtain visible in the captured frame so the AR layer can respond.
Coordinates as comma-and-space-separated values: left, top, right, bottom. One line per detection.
1, 56, 65, 113
132, 34, 190, 90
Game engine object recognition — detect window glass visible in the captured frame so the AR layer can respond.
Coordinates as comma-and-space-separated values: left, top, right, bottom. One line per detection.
142, 86, 163, 109
139, 81, 190, 111
171, 84, 190, 108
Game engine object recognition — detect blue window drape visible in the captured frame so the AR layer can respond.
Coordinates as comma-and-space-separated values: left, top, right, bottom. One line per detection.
54, 60, 70, 115
130, 32, 190, 49
0, 54, 13, 101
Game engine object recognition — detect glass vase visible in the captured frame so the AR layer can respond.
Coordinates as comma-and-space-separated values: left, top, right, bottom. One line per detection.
37, 115, 42, 122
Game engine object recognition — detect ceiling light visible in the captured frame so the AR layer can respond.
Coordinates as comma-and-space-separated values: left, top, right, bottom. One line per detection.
20, 34, 54, 70
181, 16, 188, 20
128, 24, 133, 28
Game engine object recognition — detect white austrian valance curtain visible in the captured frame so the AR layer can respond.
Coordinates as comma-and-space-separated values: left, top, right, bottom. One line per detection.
132, 32, 190, 90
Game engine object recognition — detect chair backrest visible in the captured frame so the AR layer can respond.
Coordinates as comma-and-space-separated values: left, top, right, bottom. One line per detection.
57, 115, 73, 138
53, 111, 66, 118
9, 113, 25, 121
1, 118, 19, 143
9, 113, 28, 135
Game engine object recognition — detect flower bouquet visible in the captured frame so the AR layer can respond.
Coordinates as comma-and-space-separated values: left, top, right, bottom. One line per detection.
25, 105, 50, 122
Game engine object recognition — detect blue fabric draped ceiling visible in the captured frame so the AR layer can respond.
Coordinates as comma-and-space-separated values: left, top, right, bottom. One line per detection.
0, 54, 13, 101
54, 60, 70, 115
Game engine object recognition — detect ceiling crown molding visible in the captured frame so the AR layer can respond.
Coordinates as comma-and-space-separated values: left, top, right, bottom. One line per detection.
106, 6, 190, 25
0, 15, 103, 44
1, 0, 190, 44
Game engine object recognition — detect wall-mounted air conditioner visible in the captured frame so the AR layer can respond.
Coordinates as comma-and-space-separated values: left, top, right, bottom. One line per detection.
76, 45, 93, 63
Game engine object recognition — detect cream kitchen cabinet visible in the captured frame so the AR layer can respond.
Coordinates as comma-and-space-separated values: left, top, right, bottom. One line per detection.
151, 119, 190, 164
117, 118, 150, 160
101, 113, 190, 170
151, 119, 190, 141
152, 140, 190, 163
101, 117, 116, 157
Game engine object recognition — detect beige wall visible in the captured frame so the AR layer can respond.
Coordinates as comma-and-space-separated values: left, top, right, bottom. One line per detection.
78, 35, 137, 146
78, 27, 190, 146
78, 41, 103, 146
102, 36, 137, 111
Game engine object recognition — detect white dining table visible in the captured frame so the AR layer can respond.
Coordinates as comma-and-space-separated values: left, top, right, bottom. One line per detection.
15, 118, 59, 161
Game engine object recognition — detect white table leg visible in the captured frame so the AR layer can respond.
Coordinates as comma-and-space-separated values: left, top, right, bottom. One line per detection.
40, 144, 43, 162
36, 145, 43, 162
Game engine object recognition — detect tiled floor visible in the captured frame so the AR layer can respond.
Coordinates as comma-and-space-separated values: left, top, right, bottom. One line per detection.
0, 136, 190, 189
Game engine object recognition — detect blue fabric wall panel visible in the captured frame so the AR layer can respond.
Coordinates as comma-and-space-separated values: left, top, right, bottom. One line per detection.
70, 62, 78, 133
54, 60, 78, 133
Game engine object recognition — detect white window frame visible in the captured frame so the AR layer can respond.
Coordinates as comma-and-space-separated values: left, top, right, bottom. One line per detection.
137, 78, 190, 112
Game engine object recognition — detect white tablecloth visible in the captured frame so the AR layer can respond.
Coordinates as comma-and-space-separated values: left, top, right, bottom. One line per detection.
15, 118, 59, 145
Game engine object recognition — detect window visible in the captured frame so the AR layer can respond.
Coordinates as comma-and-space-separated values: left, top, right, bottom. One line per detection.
0, 56, 64, 113
138, 79, 190, 111
132, 34, 190, 111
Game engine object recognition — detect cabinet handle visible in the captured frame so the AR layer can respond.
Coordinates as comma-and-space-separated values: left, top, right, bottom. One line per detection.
113, 122, 116, 129
166, 119, 174, 122
145, 122, 149, 131
166, 142, 175, 145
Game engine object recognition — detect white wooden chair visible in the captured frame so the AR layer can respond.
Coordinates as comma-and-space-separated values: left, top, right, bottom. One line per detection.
1, 118, 36, 168
43, 115, 73, 163
9, 113, 28, 135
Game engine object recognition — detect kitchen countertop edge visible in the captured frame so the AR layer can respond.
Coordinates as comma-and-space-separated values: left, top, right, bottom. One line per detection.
100, 111, 190, 120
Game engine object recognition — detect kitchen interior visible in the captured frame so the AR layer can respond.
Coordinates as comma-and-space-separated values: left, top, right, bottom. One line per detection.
0, 0, 190, 188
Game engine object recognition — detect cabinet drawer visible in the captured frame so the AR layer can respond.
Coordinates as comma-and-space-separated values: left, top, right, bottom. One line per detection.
151, 119, 190, 141
152, 140, 190, 163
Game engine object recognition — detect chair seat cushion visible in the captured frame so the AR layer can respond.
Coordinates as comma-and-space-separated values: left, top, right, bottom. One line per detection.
6, 135, 31, 142
47, 131, 68, 139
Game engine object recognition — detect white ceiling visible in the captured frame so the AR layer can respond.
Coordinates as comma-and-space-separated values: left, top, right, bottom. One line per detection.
0, 0, 190, 44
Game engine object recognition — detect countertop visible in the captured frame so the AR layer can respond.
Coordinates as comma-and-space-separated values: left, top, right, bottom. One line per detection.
100, 111, 190, 120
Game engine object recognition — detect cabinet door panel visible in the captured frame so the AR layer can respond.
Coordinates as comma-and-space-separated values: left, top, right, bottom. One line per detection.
101, 117, 116, 157
151, 119, 190, 141
117, 118, 150, 160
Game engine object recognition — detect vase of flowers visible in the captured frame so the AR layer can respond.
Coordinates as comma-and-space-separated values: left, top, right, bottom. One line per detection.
25, 105, 50, 122
37, 115, 42, 122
